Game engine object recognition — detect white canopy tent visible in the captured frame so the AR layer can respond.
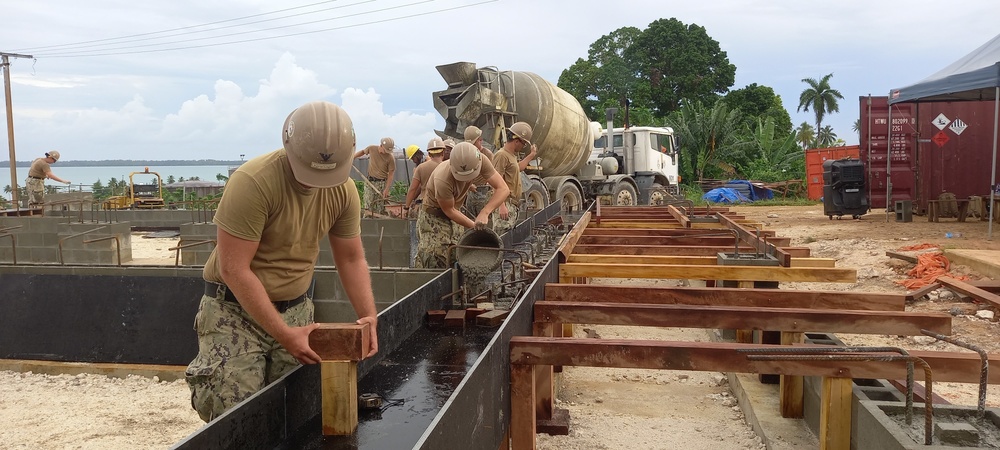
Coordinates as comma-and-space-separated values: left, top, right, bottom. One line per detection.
887, 32, 1000, 237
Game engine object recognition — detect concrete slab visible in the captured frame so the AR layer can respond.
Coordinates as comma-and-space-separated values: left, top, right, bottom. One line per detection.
945, 249, 1000, 280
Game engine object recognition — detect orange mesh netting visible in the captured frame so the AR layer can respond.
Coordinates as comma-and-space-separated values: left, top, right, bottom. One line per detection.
895, 250, 970, 290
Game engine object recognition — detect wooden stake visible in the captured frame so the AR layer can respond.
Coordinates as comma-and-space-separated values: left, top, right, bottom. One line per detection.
819, 377, 852, 450
780, 332, 804, 418
321, 361, 358, 436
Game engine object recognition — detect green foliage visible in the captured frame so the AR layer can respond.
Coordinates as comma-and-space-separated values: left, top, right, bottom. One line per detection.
737, 118, 804, 182
797, 73, 844, 144
724, 84, 793, 136
389, 181, 408, 202
795, 122, 815, 150
665, 100, 747, 182
355, 180, 364, 199
817, 125, 839, 148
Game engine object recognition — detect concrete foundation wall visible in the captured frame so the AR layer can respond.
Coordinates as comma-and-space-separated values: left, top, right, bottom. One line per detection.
48, 208, 216, 229
0, 217, 132, 264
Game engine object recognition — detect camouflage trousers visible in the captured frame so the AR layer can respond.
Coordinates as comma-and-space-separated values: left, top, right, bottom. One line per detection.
415, 207, 459, 269
464, 185, 490, 219
363, 178, 388, 216
25, 177, 44, 206
490, 199, 520, 236
184, 290, 314, 422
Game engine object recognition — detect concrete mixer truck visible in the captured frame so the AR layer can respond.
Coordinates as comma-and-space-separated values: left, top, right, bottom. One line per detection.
431, 62, 680, 212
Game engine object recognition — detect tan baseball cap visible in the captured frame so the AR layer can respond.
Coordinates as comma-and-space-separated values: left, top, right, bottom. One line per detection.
380, 137, 395, 152
46, 151, 61, 161
282, 101, 356, 188
464, 126, 482, 142
449, 142, 482, 182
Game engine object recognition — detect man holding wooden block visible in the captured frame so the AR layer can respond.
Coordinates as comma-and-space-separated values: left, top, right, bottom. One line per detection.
184, 101, 379, 422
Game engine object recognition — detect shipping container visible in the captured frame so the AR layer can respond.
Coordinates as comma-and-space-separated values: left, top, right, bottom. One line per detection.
859, 96, 1000, 212
805, 146, 861, 200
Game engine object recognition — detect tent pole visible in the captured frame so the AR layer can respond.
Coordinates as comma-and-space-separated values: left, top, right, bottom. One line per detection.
989, 88, 999, 240
886, 106, 893, 222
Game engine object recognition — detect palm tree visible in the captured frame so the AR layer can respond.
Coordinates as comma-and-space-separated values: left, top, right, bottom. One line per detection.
797, 73, 844, 146
817, 125, 838, 147
852, 118, 861, 142
795, 122, 815, 149
666, 100, 747, 182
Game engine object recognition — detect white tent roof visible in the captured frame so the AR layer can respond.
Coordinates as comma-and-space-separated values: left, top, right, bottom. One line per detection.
889, 33, 1000, 104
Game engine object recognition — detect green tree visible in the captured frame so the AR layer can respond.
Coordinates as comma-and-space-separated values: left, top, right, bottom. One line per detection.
797, 73, 844, 145
557, 27, 643, 123
666, 100, 746, 182
817, 125, 838, 147
216, 173, 229, 183
795, 122, 815, 150
852, 118, 861, 142
724, 83, 793, 136
738, 117, 804, 182
167, 175, 176, 184
626, 18, 737, 116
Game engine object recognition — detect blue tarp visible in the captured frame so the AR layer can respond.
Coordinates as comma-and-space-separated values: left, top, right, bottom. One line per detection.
702, 188, 751, 204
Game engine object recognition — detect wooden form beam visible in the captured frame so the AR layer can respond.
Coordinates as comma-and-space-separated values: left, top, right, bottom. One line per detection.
532, 301, 951, 335
667, 205, 690, 228
589, 220, 761, 229
572, 244, 812, 257
582, 227, 767, 236
308, 323, 371, 436
578, 235, 792, 247
555, 211, 591, 263
558, 262, 857, 283
543, 284, 906, 311
938, 276, 1000, 309
567, 253, 835, 268
718, 213, 792, 267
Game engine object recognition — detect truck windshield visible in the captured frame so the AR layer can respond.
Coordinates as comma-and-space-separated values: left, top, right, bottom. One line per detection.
593, 133, 633, 152
651, 133, 672, 154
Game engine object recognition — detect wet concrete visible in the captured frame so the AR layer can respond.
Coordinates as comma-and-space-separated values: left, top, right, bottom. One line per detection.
302, 325, 496, 449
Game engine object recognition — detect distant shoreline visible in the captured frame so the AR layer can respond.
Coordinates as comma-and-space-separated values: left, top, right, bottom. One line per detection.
1, 160, 243, 168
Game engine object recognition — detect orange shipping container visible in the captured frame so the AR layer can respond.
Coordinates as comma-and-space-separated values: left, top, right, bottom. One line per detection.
805, 146, 861, 200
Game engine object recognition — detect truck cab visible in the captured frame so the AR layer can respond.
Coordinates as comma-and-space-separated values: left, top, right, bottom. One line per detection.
592, 126, 681, 202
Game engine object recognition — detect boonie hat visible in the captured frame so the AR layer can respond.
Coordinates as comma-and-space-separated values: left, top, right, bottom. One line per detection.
449, 142, 482, 182
464, 126, 482, 142
282, 101, 356, 188
46, 151, 61, 161
380, 137, 395, 151
426, 137, 445, 154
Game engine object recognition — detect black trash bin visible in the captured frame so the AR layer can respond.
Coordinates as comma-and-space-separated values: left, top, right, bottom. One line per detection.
822, 158, 869, 220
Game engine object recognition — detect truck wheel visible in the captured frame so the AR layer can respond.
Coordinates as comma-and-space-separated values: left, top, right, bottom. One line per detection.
649, 183, 670, 206
522, 180, 549, 211
556, 183, 583, 213
612, 181, 637, 206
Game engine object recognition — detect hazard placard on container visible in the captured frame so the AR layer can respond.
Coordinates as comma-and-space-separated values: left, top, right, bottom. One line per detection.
933, 113, 950, 130
949, 118, 968, 135
932, 130, 950, 147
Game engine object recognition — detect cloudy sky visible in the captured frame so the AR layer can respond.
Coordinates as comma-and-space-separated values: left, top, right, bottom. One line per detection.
0, 0, 996, 162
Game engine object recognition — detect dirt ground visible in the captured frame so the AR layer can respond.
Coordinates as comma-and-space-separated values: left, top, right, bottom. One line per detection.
4, 206, 1000, 449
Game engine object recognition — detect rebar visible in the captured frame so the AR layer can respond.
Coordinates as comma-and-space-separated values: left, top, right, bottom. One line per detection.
921, 329, 989, 418
745, 353, 934, 445
82, 235, 122, 266
740, 346, 915, 425
58, 226, 107, 265
168, 239, 216, 266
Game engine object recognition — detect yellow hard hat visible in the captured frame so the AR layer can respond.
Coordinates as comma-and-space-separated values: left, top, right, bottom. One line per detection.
405, 144, 421, 159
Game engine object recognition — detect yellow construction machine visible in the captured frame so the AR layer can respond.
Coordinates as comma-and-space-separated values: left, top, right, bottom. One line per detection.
102, 168, 166, 210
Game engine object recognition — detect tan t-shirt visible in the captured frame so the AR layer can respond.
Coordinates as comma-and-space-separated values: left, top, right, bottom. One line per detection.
28, 158, 50, 179
423, 157, 497, 209
363, 145, 394, 180
492, 150, 522, 204
412, 158, 441, 191
203, 149, 362, 301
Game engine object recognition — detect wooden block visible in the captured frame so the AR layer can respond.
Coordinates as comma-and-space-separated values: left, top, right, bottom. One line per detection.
780, 332, 804, 418
321, 360, 358, 436
476, 309, 510, 327
939, 276, 1000, 309
820, 377, 852, 450
427, 310, 446, 325
536, 407, 570, 435
444, 310, 466, 327
309, 323, 370, 361
510, 364, 536, 450
465, 308, 486, 320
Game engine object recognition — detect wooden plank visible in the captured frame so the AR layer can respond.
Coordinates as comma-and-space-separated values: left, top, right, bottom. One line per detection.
533, 301, 949, 335
510, 364, 536, 450
426, 310, 446, 326
667, 205, 690, 228
559, 263, 857, 283
510, 338, 1000, 384
905, 282, 942, 302
583, 227, 771, 237
969, 280, 1000, 293
308, 323, 370, 361
556, 211, 591, 262
780, 332, 804, 418
718, 213, 792, 267
580, 235, 746, 246
531, 322, 556, 420
886, 251, 919, 264
820, 377, 852, 450
321, 361, 358, 435
573, 244, 812, 257
544, 284, 905, 311
567, 253, 835, 268
476, 309, 510, 327
938, 276, 1000, 309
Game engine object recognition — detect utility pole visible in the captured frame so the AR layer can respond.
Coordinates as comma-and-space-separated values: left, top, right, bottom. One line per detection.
2, 51, 33, 210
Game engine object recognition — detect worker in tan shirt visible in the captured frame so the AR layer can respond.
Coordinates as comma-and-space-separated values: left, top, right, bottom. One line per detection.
403, 137, 446, 219
491, 122, 537, 234
354, 137, 396, 215
25, 151, 71, 206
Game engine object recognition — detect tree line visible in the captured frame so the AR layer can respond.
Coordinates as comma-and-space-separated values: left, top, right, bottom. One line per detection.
557, 18, 847, 186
